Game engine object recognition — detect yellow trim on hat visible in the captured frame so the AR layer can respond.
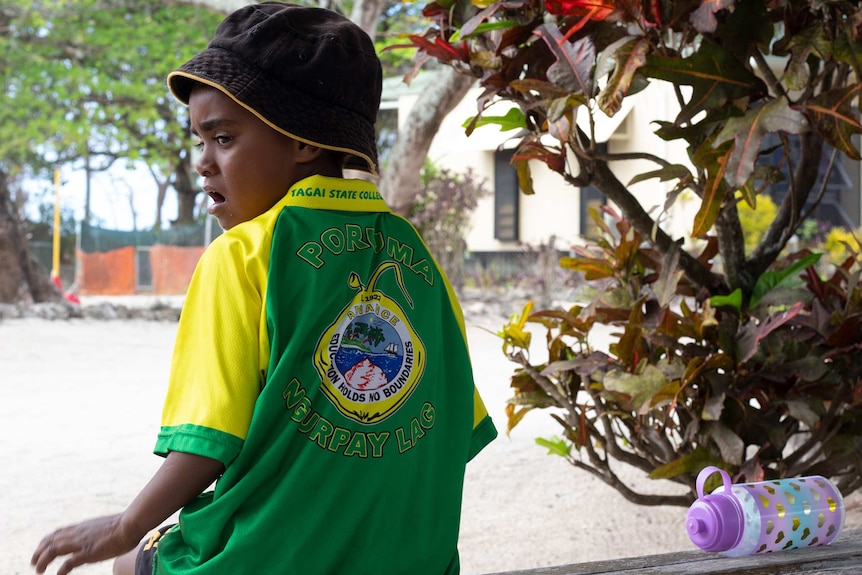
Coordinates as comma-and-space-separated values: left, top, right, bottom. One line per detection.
166, 71, 379, 177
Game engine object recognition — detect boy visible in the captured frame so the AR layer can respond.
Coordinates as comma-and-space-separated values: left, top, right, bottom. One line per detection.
31, 3, 497, 575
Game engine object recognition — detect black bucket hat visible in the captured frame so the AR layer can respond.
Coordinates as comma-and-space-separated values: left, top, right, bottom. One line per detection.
168, 2, 382, 175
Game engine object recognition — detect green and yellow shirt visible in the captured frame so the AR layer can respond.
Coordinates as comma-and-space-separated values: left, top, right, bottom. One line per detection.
153, 175, 497, 575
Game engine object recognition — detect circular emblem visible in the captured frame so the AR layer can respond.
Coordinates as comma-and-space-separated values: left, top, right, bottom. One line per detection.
315, 263, 425, 423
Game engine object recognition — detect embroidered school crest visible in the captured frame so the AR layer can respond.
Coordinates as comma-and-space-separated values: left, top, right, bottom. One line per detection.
315, 262, 426, 424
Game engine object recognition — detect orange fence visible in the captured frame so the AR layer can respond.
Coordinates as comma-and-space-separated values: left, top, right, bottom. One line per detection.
150, 245, 205, 294
76, 245, 204, 295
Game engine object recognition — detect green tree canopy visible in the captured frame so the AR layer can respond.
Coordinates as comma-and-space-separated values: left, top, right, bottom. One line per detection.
1, 0, 223, 226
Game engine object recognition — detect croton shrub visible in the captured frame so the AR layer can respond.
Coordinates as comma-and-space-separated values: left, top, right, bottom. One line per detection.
501, 208, 862, 504
403, 0, 862, 502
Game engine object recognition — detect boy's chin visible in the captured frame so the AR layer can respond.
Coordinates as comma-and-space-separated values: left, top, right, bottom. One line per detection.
212, 214, 234, 230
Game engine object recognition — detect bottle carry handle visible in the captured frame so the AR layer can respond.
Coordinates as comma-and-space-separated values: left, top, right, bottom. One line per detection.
696, 466, 733, 498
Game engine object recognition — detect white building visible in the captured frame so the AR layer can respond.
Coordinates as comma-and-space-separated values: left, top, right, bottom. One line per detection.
384, 72, 861, 264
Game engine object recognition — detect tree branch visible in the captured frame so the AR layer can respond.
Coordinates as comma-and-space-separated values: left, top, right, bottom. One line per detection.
509, 351, 572, 410
714, 198, 752, 291
747, 130, 824, 278
594, 151, 676, 170
587, 159, 727, 293
567, 452, 692, 507
752, 49, 786, 99
784, 383, 850, 477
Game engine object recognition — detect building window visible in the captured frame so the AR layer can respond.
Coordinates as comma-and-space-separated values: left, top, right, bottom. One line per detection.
494, 149, 519, 241
580, 142, 607, 239
762, 134, 860, 229
579, 184, 606, 239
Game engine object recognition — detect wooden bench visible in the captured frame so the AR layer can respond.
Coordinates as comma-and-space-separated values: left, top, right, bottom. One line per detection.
489, 528, 862, 574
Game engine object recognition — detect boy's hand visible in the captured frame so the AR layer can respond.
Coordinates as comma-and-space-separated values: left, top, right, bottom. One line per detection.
31, 451, 223, 575
31, 513, 138, 575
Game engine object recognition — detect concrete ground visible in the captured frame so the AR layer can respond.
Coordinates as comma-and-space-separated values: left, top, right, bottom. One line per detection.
2, 300, 858, 575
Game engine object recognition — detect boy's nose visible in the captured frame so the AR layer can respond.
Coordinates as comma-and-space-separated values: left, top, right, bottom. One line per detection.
195, 148, 214, 177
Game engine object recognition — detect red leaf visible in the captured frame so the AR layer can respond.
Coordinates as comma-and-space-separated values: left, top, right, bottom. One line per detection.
512, 142, 566, 174
545, 0, 615, 19
405, 34, 468, 63
534, 24, 595, 95
735, 302, 805, 363
559, 256, 615, 279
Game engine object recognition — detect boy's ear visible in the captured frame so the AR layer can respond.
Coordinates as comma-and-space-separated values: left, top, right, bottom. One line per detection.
293, 141, 326, 164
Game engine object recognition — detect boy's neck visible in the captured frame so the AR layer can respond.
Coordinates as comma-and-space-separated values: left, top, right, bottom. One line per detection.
297, 158, 344, 182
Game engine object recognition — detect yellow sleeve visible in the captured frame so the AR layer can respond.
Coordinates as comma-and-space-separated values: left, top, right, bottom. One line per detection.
157, 227, 271, 462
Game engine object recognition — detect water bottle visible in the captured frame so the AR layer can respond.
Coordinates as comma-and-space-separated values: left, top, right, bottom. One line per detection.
686, 465, 845, 556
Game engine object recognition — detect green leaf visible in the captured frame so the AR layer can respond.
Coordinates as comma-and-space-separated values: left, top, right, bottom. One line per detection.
750, 252, 822, 308
507, 391, 558, 408
710, 288, 742, 311
833, 33, 862, 81
628, 164, 692, 186
535, 436, 572, 458
784, 399, 823, 428
460, 20, 517, 38
499, 300, 534, 351
603, 365, 670, 415
706, 421, 744, 466
540, 353, 609, 378
702, 393, 726, 421
782, 25, 831, 91
462, 108, 526, 132
640, 44, 767, 125
713, 99, 810, 188
649, 447, 725, 479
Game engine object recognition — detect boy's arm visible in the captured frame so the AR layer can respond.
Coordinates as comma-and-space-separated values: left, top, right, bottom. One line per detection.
31, 451, 224, 575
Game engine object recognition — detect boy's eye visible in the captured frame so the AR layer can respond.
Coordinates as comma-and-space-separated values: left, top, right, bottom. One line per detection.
190, 135, 231, 147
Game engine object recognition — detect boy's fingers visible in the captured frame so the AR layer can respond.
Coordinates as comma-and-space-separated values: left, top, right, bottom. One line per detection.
58, 554, 87, 575
32, 531, 59, 572
31, 529, 79, 573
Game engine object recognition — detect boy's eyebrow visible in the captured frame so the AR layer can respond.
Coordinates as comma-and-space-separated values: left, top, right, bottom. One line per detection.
193, 118, 239, 134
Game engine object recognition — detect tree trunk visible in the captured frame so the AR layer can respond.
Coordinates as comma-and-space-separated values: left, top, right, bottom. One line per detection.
148, 164, 171, 231
379, 67, 475, 216
0, 170, 58, 304
172, 153, 199, 225
350, 0, 384, 39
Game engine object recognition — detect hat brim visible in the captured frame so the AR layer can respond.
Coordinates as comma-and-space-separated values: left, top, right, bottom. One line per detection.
168, 47, 378, 175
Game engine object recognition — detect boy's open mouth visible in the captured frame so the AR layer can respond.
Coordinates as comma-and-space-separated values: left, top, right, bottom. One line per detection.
208, 191, 226, 205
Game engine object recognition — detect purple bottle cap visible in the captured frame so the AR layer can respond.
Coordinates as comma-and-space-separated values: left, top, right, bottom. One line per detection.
686, 466, 744, 552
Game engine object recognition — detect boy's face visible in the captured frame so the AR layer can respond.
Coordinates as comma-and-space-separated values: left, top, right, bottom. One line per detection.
190, 85, 301, 230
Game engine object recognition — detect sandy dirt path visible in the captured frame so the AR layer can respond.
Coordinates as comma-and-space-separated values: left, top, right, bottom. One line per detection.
2, 310, 856, 575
